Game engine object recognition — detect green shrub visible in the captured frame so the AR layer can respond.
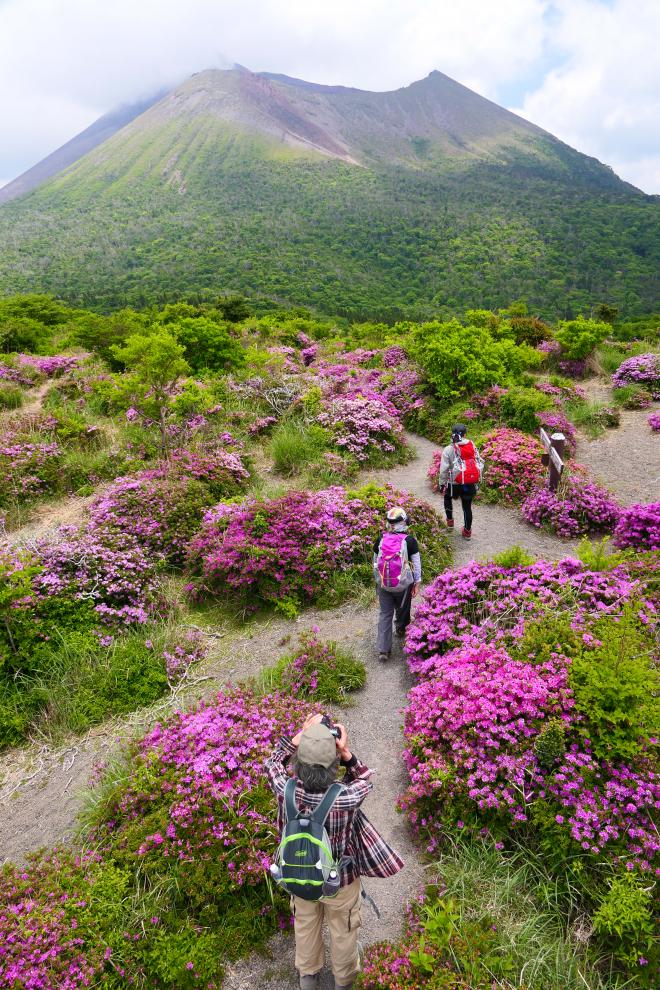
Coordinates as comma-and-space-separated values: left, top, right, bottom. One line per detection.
407, 318, 541, 404
564, 398, 620, 437
592, 873, 656, 977
40, 630, 171, 736
259, 630, 366, 704
555, 316, 610, 360
612, 384, 653, 409
499, 386, 555, 432
568, 607, 659, 760
491, 545, 536, 568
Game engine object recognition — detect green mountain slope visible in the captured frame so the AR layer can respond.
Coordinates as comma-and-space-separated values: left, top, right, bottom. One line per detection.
0, 68, 658, 319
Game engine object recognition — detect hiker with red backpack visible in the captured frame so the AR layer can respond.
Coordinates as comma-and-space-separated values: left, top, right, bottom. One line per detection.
438, 423, 484, 539
373, 506, 422, 662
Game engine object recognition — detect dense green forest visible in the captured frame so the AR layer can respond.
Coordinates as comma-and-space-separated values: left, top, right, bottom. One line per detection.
1, 149, 658, 321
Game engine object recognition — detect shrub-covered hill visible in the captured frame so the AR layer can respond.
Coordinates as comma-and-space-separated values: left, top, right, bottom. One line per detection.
0, 68, 658, 319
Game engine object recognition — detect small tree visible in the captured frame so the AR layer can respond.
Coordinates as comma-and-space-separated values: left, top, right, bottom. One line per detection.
110, 332, 190, 456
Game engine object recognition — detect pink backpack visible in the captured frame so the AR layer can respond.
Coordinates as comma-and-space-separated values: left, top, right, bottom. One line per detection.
376, 533, 414, 593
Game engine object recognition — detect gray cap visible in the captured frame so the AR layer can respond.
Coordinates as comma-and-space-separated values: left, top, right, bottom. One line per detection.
297, 723, 337, 768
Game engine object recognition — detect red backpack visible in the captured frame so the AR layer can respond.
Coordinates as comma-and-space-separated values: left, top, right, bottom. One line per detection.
452, 440, 482, 484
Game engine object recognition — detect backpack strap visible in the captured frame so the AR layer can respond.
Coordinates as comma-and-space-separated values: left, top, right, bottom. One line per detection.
284, 777, 299, 823
309, 782, 344, 827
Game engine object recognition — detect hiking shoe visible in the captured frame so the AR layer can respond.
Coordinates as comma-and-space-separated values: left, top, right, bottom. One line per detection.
378, 652, 390, 662
445, 518, 454, 529
461, 527, 472, 539
300, 974, 320, 990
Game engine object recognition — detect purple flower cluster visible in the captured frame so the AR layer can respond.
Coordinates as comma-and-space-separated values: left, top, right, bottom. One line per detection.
537, 410, 577, 456
0, 439, 61, 505
248, 415, 278, 436
612, 353, 660, 391
16, 354, 83, 377
479, 428, 546, 503
34, 529, 163, 626
162, 630, 207, 682
647, 411, 660, 431
317, 396, 402, 461
187, 486, 379, 605
521, 474, 621, 537
401, 557, 659, 871
102, 686, 311, 884
613, 502, 660, 550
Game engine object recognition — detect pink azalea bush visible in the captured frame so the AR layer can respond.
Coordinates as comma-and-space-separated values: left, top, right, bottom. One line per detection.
521, 473, 621, 537
0, 439, 62, 505
612, 353, 660, 391
317, 396, 404, 462
34, 529, 163, 627
479, 428, 546, 503
402, 556, 659, 872
187, 484, 451, 611
17, 354, 83, 377
613, 502, 660, 550
648, 411, 660, 431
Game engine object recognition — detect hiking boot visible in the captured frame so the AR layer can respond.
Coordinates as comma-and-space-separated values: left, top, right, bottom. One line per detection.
378, 652, 390, 662
461, 527, 472, 539
395, 626, 406, 638
445, 518, 454, 529
299, 974, 320, 990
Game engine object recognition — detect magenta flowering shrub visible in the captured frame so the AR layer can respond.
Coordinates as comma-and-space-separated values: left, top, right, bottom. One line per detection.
99, 686, 310, 886
613, 502, 660, 550
317, 396, 404, 462
0, 438, 62, 505
88, 471, 213, 567
479, 428, 546, 503
648, 411, 660, 431
35, 529, 163, 626
427, 450, 443, 492
521, 474, 621, 537
162, 629, 207, 682
405, 557, 641, 663
248, 415, 277, 436
17, 353, 83, 377
402, 556, 659, 878
402, 643, 571, 825
612, 353, 660, 390
187, 486, 379, 607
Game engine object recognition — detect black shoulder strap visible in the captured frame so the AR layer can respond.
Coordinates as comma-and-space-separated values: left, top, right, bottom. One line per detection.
284, 777, 299, 823
310, 782, 343, 827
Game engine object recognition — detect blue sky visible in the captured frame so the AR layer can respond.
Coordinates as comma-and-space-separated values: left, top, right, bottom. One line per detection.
0, 0, 658, 193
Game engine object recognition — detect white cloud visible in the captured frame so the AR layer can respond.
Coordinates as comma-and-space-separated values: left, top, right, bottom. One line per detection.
0, 0, 658, 191
511, 0, 660, 191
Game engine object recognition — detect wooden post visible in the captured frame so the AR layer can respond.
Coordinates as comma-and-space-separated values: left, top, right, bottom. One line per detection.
548, 432, 565, 492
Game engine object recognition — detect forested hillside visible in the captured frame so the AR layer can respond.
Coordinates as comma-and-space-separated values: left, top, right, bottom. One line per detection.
0, 68, 657, 319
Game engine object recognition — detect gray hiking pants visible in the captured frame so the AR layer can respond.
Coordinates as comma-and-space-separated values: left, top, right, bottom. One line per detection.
377, 586, 413, 655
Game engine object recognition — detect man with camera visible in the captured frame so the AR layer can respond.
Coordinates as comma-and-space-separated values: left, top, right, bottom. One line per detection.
265, 713, 403, 990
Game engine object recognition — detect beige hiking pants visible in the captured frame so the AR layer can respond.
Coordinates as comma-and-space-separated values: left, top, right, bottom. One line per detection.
292, 877, 362, 985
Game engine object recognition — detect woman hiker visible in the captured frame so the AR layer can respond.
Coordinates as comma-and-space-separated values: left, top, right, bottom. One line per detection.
437, 422, 484, 539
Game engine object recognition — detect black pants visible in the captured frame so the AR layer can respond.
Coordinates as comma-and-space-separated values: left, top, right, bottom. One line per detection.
444, 483, 477, 530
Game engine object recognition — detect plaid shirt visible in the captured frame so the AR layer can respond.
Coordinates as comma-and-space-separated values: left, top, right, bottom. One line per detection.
264, 737, 404, 887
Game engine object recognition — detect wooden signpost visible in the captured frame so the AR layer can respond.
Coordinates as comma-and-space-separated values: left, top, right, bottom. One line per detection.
539, 429, 565, 492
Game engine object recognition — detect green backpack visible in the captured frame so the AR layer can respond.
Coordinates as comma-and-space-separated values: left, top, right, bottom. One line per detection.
271, 778, 343, 901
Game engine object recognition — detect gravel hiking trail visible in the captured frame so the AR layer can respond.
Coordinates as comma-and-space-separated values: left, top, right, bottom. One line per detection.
0, 421, 630, 989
